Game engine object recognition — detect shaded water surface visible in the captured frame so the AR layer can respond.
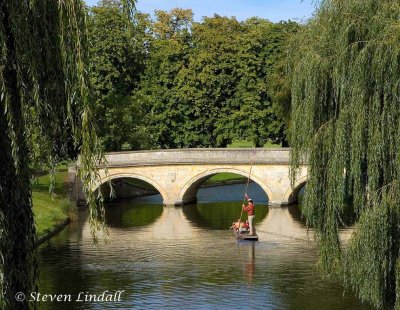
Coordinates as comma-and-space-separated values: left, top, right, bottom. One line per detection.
37, 183, 371, 309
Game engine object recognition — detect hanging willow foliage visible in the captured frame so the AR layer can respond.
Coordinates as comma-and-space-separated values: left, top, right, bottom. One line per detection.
289, 0, 400, 308
0, 0, 134, 309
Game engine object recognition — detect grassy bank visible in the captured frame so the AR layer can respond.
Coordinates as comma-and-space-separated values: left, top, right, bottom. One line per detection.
32, 169, 73, 239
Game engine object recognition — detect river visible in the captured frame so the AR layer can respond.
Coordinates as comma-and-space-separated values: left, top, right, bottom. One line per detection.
37, 183, 371, 309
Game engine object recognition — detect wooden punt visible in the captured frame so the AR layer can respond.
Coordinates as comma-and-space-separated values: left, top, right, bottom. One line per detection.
233, 228, 258, 241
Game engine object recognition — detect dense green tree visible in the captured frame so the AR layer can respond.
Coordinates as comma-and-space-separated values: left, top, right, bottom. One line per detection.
137, 13, 297, 148
176, 16, 297, 147
229, 19, 299, 146
134, 8, 193, 148
88, 1, 148, 151
223, 18, 275, 147
0, 0, 134, 308
175, 15, 245, 147
266, 21, 300, 147
289, 0, 400, 308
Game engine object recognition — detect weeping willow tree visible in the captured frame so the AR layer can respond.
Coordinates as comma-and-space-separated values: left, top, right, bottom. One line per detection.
289, 0, 400, 308
0, 0, 134, 309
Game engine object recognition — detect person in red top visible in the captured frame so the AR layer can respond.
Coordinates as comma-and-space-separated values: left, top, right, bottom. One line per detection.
242, 194, 256, 235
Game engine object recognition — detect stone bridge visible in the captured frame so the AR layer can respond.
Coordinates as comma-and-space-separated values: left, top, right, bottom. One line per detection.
69, 148, 308, 207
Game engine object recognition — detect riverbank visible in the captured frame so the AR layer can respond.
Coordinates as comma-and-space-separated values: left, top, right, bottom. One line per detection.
32, 169, 74, 245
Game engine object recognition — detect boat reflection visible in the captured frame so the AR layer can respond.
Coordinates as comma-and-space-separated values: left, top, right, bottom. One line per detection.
244, 242, 255, 285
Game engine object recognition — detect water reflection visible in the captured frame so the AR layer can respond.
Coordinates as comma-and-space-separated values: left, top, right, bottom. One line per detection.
243, 242, 255, 285
105, 199, 163, 228
257, 207, 312, 242
36, 183, 372, 310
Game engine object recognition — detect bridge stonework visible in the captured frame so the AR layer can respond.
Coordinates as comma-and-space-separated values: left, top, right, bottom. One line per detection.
69, 148, 307, 207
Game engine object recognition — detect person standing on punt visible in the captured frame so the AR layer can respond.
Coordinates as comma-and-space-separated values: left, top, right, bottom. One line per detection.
242, 194, 255, 236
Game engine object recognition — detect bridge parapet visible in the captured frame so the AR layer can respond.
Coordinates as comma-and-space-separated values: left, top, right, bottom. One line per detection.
81, 148, 291, 168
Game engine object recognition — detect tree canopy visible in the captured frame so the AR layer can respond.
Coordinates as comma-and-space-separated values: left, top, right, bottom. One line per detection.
87, 6, 298, 150
132, 8, 193, 148
133, 12, 297, 148
88, 1, 149, 150
289, 0, 400, 308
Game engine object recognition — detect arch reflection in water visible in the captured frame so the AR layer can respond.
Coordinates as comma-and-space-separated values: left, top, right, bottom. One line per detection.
102, 177, 164, 228
104, 200, 163, 228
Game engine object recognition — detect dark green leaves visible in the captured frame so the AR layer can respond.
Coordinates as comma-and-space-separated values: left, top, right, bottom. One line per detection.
88, 2, 148, 151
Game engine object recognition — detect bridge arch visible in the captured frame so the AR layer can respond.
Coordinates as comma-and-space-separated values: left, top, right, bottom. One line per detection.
284, 176, 307, 204
178, 168, 275, 205
95, 173, 169, 203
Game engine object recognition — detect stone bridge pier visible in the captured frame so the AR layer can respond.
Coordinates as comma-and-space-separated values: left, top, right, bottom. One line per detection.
69, 148, 307, 207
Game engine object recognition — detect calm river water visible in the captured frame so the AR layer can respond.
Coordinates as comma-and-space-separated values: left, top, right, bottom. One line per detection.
37, 183, 372, 310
